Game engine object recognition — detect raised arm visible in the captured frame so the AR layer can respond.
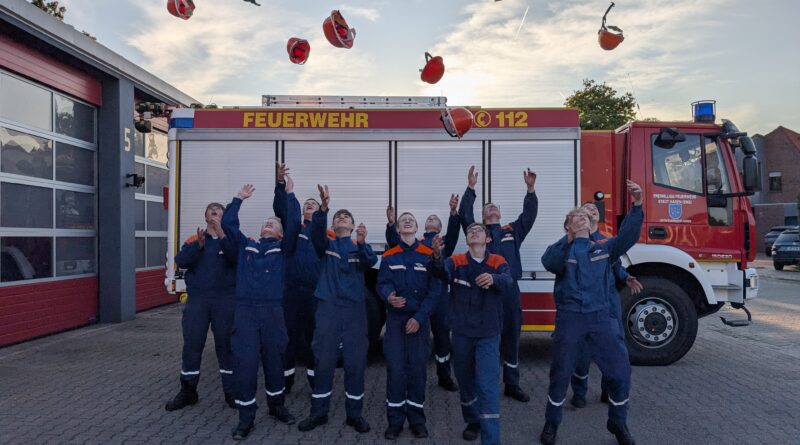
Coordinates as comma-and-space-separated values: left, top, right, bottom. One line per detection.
510, 168, 539, 243
281, 180, 302, 254
444, 193, 461, 257
220, 184, 253, 251
606, 181, 644, 261
384, 205, 400, 248
309, 184, 331, 257
541, 235, 571, 276
272, 176, 287, 223
458, 166, 478, 233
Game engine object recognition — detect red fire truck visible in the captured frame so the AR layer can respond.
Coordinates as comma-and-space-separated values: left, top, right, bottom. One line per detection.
164, 96, 760, 365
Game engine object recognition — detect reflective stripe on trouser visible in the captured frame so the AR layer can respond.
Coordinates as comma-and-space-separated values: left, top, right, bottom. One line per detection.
571, 292, 625, 398
180, 296, 235, 394
384, 312, 431, 427
430, 293, 453, 380
452, 333, 501, 445
310, 300, 368, 419
232, 304, 289, 425
501, 284, 522, 386
546, 310, 631, 426
283, 286, 317, 388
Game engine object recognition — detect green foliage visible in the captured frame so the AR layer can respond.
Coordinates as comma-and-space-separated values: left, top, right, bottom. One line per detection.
31, 0, 66, 21
565, 79, 638, 130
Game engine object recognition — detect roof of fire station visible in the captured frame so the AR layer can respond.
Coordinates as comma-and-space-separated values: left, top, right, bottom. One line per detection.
0, 0, 196, 106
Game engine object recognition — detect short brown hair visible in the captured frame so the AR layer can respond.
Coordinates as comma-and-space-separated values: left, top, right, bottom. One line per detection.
206, 202, 224, 213
563, 208, 589, 230
466, 222, 490, 236
333, 209, 354, 224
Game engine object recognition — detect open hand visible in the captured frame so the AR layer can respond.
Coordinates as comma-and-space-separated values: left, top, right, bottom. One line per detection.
467, 165, 478, 189
238, 184, 255, 200
356, 223, 367, 244
449, 193, 459, 215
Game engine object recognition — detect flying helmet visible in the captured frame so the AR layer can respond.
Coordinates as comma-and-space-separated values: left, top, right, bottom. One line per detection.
323, 10, 356, 48
287, 38, 311, 64
420, 52, 445, 84
598, 2, 624, 50
167, 0, 195, 20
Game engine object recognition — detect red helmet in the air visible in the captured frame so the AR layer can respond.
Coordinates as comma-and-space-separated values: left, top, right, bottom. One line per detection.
440, 107, 474, 139
167, 0, 195, 20
420, 52, 445, 85
597, 2, 624, 50
323, 10, 356, 49
287, 38, 311, 65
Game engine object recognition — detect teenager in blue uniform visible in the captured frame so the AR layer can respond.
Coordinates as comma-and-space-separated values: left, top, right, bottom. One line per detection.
384, 193, 462, 393
273, 179, 321, 392
379, 210, 446, 440
459, 166, 538, 402
298, 184, 378, 434
570, 202, 644, 408
431, 222, 514, 445
221, 165, 301, 440
539, 180, 644, 445
166, 202, 238, 411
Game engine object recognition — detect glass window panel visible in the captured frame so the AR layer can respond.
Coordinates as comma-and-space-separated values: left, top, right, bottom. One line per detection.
144, 131, 168, 164
54, 94, 95, 143
145, 164, 168, 196
0, 74, 52, 131
135, 161, 145, 180
133, 127, 145, 157
146, 237, 167, 267
146, 200, 167, 231
55, 142, 94, 186
1, 183, 52, 228
135, 199, 145, 231
1, 236, 52, 282
0, 127, 53, 179
56, 237, 95, 276
135, 237, 146, 269
651, 134, 703, 195
56, 190, 95, 229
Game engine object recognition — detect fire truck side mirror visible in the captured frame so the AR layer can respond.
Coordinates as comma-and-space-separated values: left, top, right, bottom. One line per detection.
742, 155, 760, 192
739, 136, 757, 156
654, 128, 686, 149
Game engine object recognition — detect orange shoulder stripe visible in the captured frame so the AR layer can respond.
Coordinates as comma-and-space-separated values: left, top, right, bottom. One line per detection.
487, 254, 507, 270
383, 245, 403, 257
451, 253, 469, 268
185, 235, 199, 244
501, 224, 513, 231
415, 244, 433, 256
326, 229, 336, 240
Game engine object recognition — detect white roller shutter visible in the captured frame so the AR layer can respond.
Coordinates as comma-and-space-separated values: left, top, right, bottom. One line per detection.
396, 141, 483, 253
178, 141, 277, 244
490, 140, 577, 273
284, 141, 390, 245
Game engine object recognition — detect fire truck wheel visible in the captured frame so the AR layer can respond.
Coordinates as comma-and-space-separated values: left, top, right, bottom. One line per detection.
773, 262, 784, 271
365, 286, 386, 354
621, 276, 698, 366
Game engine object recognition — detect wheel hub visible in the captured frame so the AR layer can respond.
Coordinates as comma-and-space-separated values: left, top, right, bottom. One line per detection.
629, 299, 676, 346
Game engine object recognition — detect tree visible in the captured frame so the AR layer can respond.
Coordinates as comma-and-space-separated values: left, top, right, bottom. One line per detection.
31, 0, 66, 21
565, 79, 637, 130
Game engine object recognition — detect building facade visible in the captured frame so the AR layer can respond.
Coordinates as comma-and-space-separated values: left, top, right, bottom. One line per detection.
0, 0, 195, 346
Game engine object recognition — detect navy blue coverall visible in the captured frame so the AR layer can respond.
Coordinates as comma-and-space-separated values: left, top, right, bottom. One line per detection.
273, 182, 320, 388
308, 209, 378, 420
174, 231, 238, 395
377, 240, 439, 428
433, 252, 514, 445
541, 204, 643, 428
571, 229, 629, 400
385, 214, 461, 382
459, 186, 538, 386
221, 189, 301, 426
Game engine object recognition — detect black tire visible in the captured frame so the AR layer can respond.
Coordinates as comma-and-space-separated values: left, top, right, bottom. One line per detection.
364, 287, 386, 354
765, 249, 772, 257
774, 262, 784, 271
621, 276, 698, 366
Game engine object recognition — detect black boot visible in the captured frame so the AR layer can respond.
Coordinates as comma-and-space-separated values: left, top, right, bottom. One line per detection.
438, 375, 459, 392
298, 415, 328, 432
231, 421, 254, 440
607, 420, 636, 445
410, 424, 429, 438
225, 393, 236, 409
269, 406, 296, 425
504, 384, 530, 402
570, 393, 586, 408
462, 422, 480, 441
540, 421, 558, 445
165, 380, 198, 411
384, 424, 402, 440
345, 416, 371, 433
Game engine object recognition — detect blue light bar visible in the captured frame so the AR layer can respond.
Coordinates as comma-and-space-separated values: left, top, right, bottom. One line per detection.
169, 117, 194, 128
692, 100, 716, 123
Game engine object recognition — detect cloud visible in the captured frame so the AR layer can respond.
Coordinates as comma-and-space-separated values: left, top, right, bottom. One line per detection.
339, 5, 381, 22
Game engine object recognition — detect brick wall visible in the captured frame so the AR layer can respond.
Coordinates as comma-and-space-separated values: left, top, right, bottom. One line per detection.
0, 277, 98, 346
763, 128, 800, 205
753, 204, 785, 253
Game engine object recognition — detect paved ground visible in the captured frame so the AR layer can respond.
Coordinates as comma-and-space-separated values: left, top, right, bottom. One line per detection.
1, 275, 799, 445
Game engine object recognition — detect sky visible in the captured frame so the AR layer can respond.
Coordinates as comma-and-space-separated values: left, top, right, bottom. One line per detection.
55, 0, 800, 135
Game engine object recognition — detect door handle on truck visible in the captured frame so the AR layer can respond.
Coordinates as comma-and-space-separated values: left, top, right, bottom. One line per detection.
649, 226, 667, 239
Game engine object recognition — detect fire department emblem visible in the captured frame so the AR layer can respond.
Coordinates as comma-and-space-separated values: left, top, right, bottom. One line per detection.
668, 203, 683, 220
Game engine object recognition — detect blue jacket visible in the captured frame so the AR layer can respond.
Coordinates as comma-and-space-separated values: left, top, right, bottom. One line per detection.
541, 205, 643, 313
377, 240, 438, 323
310, 209, 378, 306
459, 187, 538, 281
433, 252, 514, 338
273, 182, 321, 291
385, 213, 461, 299
220, 191, 301, 305
174, 233, 237, 299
